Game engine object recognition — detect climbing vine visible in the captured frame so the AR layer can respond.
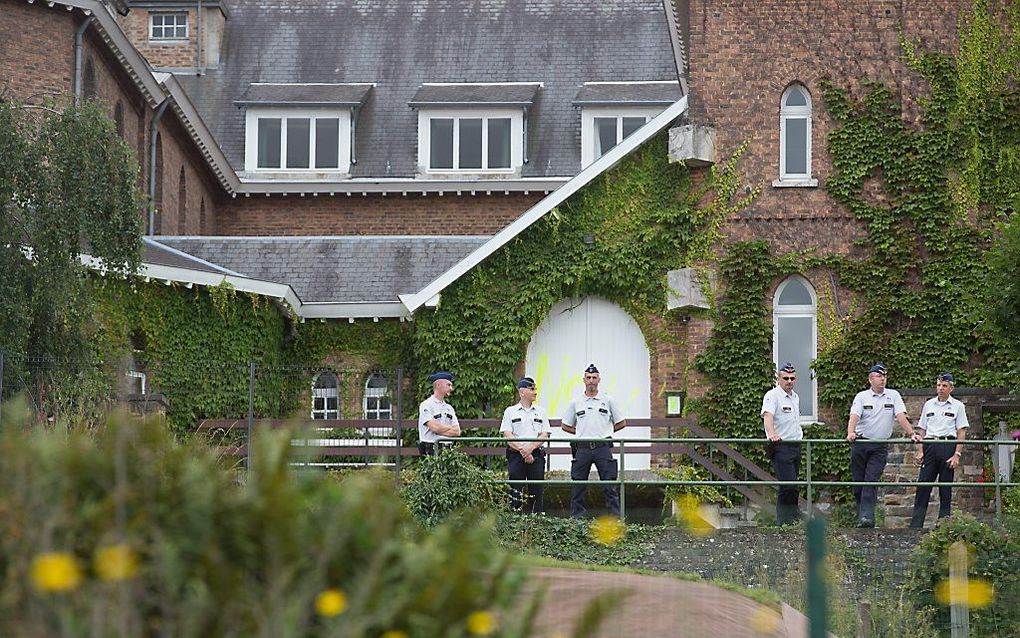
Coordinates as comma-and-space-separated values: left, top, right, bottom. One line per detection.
413, 134, 754, 416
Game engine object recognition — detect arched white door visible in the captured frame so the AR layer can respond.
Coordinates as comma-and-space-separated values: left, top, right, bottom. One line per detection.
525, 296, 651, 470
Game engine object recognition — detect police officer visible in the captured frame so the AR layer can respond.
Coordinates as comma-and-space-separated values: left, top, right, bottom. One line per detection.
761, 362, 803, 525
560, 364, 626, 518
846, 363, 921, 527
417, 371, 461, 456
910, 373, 969, 528
500, 376, 551, 514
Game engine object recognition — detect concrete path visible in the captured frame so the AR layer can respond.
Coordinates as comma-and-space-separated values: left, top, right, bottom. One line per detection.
529, 566, 831, 638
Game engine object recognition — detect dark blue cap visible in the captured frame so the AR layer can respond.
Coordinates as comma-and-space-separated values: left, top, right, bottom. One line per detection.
778, 362, 796, 373
868, 363, 887, 375
517, 376, 536, 389
585, 363, 599, 374
937, 372, 955, 383
428, 371, 454, 383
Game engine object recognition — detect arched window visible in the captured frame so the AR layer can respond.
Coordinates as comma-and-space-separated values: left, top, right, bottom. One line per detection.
153, 134, 164, 234
311, 371, 339, 420
779, 84, 812, 183
114, 101, 124, 138
363, 373, 391, 420
83, 58, 98, 101
773, 276, 817, 421
177, 166, 187, 234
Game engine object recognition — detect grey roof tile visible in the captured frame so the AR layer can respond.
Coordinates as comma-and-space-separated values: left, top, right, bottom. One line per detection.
572, 82, 682, 106
155, 236, 490, 303
409, 83, 541, 106
177, 0, 678, 179
234, 82, 374, 107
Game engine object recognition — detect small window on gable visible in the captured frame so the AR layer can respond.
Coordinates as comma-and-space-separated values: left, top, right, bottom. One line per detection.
586, 113, 656, 165
775, 84, 816, 187
150, 13, 188, 41
411, 82, 539, 176
311, 371, 340, 420
363, 373, 392, 420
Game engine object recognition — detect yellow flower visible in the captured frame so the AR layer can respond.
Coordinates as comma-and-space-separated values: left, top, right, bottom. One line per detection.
590, 515, 625, 545
935, 577, 995, 608
466, 610, 497, 636
674, 495, 716, 537
30, 552, 83, 593
94, 544, 140, 582
315, 588, 348, 617
381, 631, 409, 638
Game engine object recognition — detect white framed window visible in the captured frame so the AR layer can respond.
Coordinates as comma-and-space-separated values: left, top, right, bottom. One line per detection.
244, 108, 351, 174
773, 276, 817, 422
775, 84, 816, 187
149, 13, 188, 41
363, 373, 392, 420
311, 371, 340, 420
580, 106, 664, 167
417, 109, 523, 174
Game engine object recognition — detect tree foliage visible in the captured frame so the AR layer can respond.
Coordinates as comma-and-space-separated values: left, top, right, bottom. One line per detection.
0, 100, 142, 396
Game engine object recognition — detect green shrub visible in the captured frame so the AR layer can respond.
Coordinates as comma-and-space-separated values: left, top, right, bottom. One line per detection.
653, 464, 732, 509
401, 448, 513, 527
495, 514, 660, 566
905, 514, 1020, 636
0, 405, 540, 637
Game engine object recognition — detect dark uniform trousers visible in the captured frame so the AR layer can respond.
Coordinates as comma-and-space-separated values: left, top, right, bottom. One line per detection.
506, 448, 545, 514
570, 442, 619, 518
769, 442, 802, 525
851, 440, 888, 523
910, 440, 957, 528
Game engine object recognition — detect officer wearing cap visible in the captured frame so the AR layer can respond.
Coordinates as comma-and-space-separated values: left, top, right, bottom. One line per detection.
910, 373, 969, 528
847, 363, 921, 527
500, 376, 551, 513
761, 362, 803, 525
560, 364, 626, 518
418, 371, 461, 456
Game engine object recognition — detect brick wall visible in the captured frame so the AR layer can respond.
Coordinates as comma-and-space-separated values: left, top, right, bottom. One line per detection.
214, 192, 545, 236
116, 8, 199, 70
0, 0, 74, 99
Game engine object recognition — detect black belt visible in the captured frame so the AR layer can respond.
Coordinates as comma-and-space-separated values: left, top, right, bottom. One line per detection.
926, 436, 956, 440
584, 440, 613, 449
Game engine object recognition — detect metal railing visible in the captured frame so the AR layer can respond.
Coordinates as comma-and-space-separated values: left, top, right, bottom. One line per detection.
441, 435, 1020, 522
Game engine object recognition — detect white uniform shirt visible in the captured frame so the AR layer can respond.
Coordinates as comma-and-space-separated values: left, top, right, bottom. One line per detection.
919, 396, 969, 437
850, 388, 906, 439
418, 395, 459, 444
560, 392, 624, 439
761, 386, 803, 440
500, 403, 552, 442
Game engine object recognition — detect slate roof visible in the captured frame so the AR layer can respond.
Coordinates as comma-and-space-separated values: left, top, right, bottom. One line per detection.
409, 83, 541, 107
572, 82, 682, 106
177, 0, 679, 179
142, 237, 240, 275
153, 236, 490, 303
235, 83, 374, 107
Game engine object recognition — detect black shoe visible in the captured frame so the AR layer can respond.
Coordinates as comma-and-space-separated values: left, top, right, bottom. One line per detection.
856, 518, 875, 528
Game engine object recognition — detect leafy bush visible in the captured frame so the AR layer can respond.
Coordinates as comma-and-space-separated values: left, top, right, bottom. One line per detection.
0, 405, 540, 637
401, 448, 513, 527
495, 514, 660, 566
905, 514, 1020, 636
653, 464, 732, 508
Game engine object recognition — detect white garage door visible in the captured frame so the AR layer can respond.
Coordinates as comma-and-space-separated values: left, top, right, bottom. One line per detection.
525, 296, 651, 471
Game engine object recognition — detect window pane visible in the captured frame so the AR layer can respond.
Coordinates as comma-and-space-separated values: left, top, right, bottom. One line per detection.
487, 118, 511, 169
315, 118, 340, 168
314, 397, 324, 410
622, 117, 645, 139
777, 279, 813, 305
785, 86, 808, 107
776, 315, 814, 415
430, 119, 454, 169
459, 118, 483, 169
286, 118, 310, 169
784, 117, 808, 175
257, 118, 281, 168
326, 397, 338, 410
594, 117, 617, 158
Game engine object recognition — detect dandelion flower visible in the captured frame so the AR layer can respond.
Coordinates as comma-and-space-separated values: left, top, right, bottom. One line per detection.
315, 588, 348, 617
381, 631, 409, 638
94, 544, 140, 582
590, 515, 625, 545
466, 610, 497, 636
935, 577, 995, 608
30, 552, 82, 593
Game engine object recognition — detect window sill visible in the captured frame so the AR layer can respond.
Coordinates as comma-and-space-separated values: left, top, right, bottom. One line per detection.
419, 170, 521, 179
772, 178, 818, 188
148, 39, 190, 45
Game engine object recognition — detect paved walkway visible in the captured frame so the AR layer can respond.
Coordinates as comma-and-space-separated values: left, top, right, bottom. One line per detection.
529, 566, 830, 638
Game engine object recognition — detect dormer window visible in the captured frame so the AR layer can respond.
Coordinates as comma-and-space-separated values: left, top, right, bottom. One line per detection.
149, 13, 188, 41
411, 83, 540, 176
236, 83, 373, 176
574, 81, 682, 167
